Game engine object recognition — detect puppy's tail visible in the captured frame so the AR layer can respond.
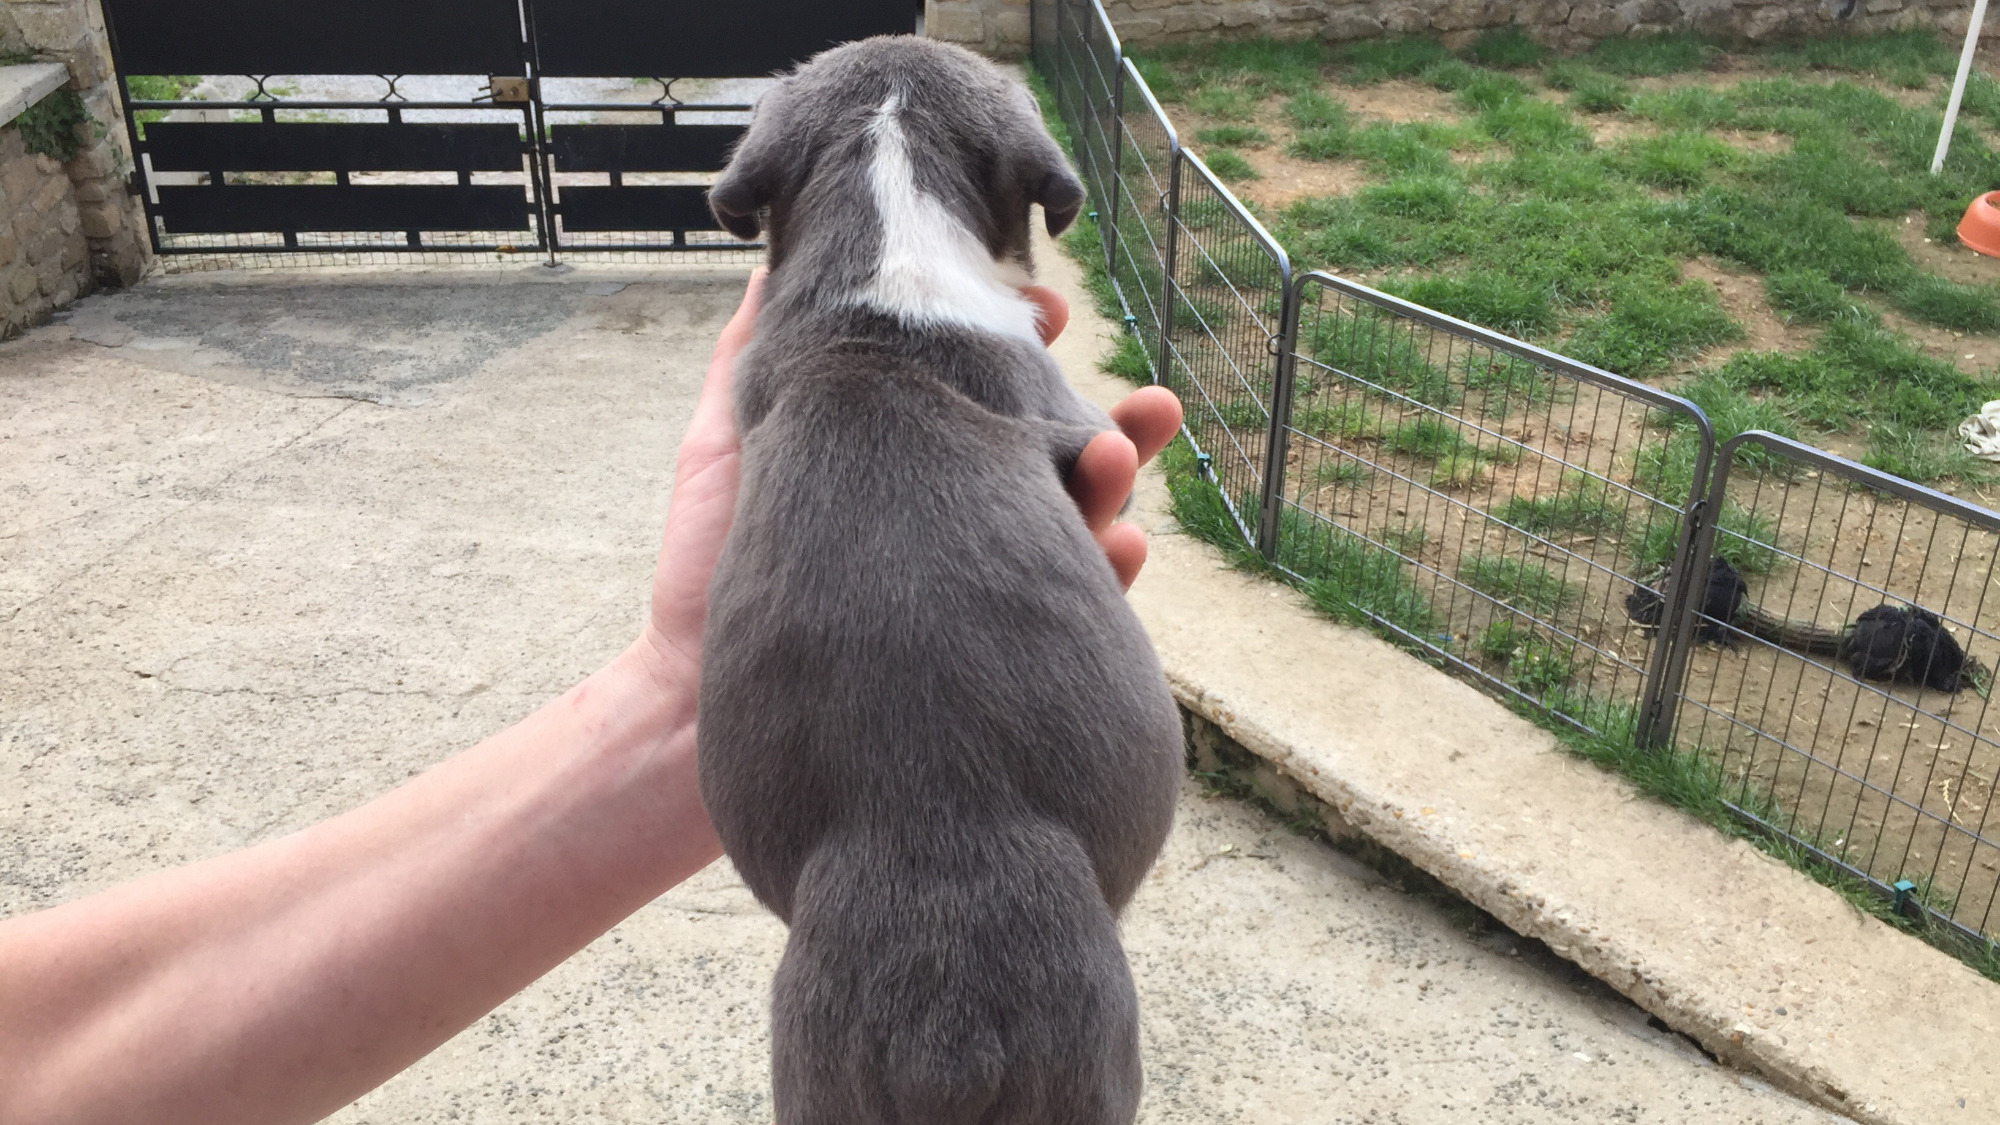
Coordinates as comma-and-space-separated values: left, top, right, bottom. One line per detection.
771, 821, 1141, 1125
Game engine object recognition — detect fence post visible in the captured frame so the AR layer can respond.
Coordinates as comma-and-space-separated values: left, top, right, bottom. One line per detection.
1255, 275, 1303, 560
1101, 53, 1124, 282
1156, 151, 1181, 393
1636, 435, 1721, 749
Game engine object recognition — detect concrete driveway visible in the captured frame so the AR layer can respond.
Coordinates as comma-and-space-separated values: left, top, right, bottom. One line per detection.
0, 267, 1847, 1123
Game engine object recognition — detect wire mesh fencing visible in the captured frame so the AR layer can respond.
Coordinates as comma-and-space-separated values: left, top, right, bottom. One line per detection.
1670, 434, 2000, 950
1276, 273, 1713, 743
1106, 58, 1175, 382
1035, 0, 1123, 270
1032, 0, 2000, 956
1160, 151, 1291, 549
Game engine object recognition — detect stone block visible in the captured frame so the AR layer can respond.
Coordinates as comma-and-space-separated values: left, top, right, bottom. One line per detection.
34, 251, 66, 295
990, 7, 1031, 44
64, 45, 108, 88
33, 171, 70, 215
1630, 0, 1680, 20
926, 1, 985, 42
1513, 0, 1574, 24
29, 224, 64, 265
1568, 0, 1634, 35
1433, 0, 1503, 28
1322, 7, 1385, 36
1867, 0, 1904, 13
65, 139, 120, 182
10, 4, 89, 51
1273, 2, 1328, 19
1117, 14, 1168, 38
1, 155, 41, 207
91, 227, 148, 289
1742, 3, 1794, 35
77, 198, 121, 239
9, 264, 38, 303
0, 234, 20, 267
0, 129, 25, 165
1126, 0, 1183, 11
1381, 4, 1431, 31
59, 231, 82, 270
1162, 6, 1224, 30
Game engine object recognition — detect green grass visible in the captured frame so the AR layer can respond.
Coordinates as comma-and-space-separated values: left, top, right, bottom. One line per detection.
1464, 27, 1548, 70
1496, 475, 1626, 536
1458, 554, 1581, 615
127, 74, 202, 132
1564, 280, 1742, 377
1629, 86, 1738, 130
1544, 62, 1634, 113
1203, 148, 1260, 181
1862, 422, 1989, 485
1335, 36, 1453, 84
1196, 124, 1272, 148
1578, 33, 1718, 77
1617, 130, 1737, 190
1478, 619, 1578, 694
1284, 90, 1350, 131
1383, 270, 1556, 337
1189, 85, 1258, 120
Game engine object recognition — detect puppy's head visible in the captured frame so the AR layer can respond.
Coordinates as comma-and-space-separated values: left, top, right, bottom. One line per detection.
708, 37, 1085, 265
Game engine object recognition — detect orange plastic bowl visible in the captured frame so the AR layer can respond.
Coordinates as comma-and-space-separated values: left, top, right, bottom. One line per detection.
1958, 190, 2000, 259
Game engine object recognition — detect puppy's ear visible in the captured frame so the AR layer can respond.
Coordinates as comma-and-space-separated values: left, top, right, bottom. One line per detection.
1034, 158, 1086, 236
709, 90, 791, 240
1013, 101, 1086, 235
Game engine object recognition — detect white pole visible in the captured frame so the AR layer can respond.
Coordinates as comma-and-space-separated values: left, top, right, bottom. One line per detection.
1935, 0, 1992, 174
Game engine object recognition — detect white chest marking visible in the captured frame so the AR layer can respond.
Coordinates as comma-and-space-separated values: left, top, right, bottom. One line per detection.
858, 94, 1041, 344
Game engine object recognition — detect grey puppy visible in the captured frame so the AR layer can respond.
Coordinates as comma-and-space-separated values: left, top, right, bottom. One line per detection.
697, 34, 1182, 1125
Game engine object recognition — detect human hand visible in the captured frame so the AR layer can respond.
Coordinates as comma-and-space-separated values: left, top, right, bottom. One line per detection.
635, 273, 1183, 685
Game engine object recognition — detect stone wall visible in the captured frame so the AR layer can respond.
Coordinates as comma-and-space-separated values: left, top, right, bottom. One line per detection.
0, 119, 86, 335
929, 0, 1994, 57
0, 0, 148, 292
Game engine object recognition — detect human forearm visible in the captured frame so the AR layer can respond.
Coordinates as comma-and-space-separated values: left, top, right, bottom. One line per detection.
0, 643, 718, 1125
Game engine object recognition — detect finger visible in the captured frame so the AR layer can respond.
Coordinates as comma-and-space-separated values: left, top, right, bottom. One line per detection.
1107, 385, 1182, 467
1021, 285, 1069, 347
1070, 430, 1138, 534
1097, 522, 1148, 591
691, 268, 769, 418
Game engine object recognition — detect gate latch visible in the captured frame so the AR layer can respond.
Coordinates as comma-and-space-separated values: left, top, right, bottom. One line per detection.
486, 76, 531, 105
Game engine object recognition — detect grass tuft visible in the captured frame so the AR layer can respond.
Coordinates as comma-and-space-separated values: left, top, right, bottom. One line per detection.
1203, 148, 1261, 181
1459, 554, 1581, 615
1196, 124, 1273, 148
1464, 27, 1549, 70
1580, 33, 1718, 77
1336, 36, 1453, 83
1496, 475, 1627, 536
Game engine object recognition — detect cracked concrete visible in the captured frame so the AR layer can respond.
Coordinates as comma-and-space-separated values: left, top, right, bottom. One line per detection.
1, 265, 1853, 1123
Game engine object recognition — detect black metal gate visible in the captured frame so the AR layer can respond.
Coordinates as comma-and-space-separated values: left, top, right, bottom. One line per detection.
105, 0, 914, 261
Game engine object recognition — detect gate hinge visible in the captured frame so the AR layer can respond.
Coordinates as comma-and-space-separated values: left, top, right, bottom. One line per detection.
485, 76, 531, 105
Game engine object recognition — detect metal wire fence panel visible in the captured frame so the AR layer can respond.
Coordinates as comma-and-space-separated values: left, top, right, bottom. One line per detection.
1670, 434, 2000, 949
1279, 273, 1714, 741
1040, 0, 1122, 273
1162, 152, 1291, 549
1106, 58, 1174, 383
